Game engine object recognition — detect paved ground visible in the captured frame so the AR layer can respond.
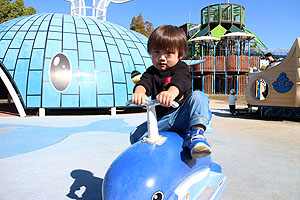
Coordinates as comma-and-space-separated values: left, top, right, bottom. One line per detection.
0, 99, 299, 200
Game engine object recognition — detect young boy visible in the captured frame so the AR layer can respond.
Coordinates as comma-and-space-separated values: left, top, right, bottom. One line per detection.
229, 89, 237, 115
130, 25, 212, 158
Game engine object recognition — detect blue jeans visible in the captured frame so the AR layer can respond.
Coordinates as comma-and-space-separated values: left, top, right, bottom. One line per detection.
130, 91, 212, 144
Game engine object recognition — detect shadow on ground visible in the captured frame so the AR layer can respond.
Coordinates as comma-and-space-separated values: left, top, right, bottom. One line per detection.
212, 108, 300, 122
67, 169, 103, 200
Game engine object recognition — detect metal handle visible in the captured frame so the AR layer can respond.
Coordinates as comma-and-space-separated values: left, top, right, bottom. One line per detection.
126, 99, 179, 145
126, 99, 179, 108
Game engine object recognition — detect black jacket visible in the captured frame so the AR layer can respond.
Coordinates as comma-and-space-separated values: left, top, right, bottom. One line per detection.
135, 60, 192, 118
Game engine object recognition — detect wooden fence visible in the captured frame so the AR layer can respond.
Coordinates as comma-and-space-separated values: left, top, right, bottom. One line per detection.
192, 55, 259, 73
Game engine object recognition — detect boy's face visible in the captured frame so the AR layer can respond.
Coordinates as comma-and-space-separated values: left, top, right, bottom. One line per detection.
150, 49, 181, 71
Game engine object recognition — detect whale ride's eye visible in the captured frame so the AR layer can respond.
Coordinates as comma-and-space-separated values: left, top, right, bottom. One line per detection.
151, 191, 164, 200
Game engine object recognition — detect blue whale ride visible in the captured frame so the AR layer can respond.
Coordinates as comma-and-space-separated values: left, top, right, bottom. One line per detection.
102, 99, 226, 200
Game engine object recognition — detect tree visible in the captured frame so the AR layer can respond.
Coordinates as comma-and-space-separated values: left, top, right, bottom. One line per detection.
130, 13, 153, 38
0, 0, 36, 24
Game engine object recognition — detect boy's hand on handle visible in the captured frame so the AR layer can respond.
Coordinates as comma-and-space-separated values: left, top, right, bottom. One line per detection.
156, 90, 177, 107
132, 85, 147, 105
132, 92, 147, 105
157, 86, 179, 107
156, 86, 179, 107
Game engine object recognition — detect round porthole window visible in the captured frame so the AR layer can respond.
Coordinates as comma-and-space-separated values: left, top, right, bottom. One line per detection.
49, 52, 72, 92
251, 78, 269, 100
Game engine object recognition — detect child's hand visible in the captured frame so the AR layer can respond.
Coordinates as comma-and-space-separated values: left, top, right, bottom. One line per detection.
132, 92, 147, 105
156, 91, 177, 107
132, 85, 147, 105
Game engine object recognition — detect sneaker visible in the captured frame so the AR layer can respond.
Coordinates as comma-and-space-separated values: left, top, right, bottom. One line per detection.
189, 128, 212, 158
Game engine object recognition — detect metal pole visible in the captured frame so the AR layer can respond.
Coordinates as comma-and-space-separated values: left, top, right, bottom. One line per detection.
237, 37, 240, 94
191, 43, 194, 91
225, 38, 227, 94
213, 42, 216, 94
201, 41, 204, 92
248, 38, 250, 71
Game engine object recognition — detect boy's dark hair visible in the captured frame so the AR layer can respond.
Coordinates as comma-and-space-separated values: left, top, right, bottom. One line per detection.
265, 52, 273, 58
147, 25, 188, 59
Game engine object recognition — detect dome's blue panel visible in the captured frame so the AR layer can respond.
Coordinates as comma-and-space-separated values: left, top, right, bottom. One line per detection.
0, 13, 151, 109
94, 52, 110, 70
25, 31, 36, 39
63, 22, 76, 33
19, 40, 34, 58
10, 32, 26, 48
63, 33, 77, 50
98, 95, 113, 107
111, 62, 125, 82
48, 31, 62, 40
62, 95, 79, 107
14, 59, 30, 105
125, 73, 135, 94
63, 50, 78, 69
30, 49, 44, 69
64, 71, 79, 94
79, 60, 95, 82
39, 20, 50, 31
114, 84, 127, 106
3, 49, 19, 69
92, 38, 107, 53
78, 42, 93, 60
115, 39, 129, 54
80, 82, 97, 107
78, 34, 91, 42
0, 40, 10, 57
34, 32, 47, 48
27, 71, 42, 95
121, 54, 135, 73
27, 96, 41, 107
46, 40, 62, 58
107, 44, 122, 62
97, 71, 113, 94
42, 82, 60, 107
43, 58, 51, 81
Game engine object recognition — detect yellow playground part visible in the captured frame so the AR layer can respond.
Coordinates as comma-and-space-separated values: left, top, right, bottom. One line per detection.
246, 38, 300, 108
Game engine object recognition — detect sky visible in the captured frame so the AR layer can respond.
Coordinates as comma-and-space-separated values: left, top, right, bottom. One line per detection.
23, 0, 300, 50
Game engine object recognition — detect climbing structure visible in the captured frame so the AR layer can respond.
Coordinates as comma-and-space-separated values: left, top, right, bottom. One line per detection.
184, 3, 264, 94
191, 3, 266, 49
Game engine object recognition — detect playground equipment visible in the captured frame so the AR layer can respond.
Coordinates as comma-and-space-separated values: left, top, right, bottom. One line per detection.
64, 0, 133, 20
192, 3, 266, 49
189, 36, 220, 93
102, 99, 226, 200
184, 3, 265, 95
221, 32, 255, 94
246, 38, 300, 117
